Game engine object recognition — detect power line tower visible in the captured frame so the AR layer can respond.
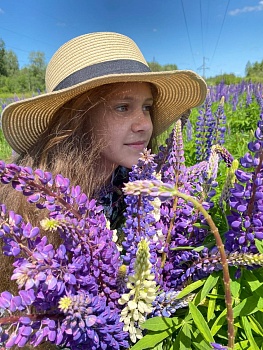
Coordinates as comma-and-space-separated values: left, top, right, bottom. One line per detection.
198, 57, 209, 79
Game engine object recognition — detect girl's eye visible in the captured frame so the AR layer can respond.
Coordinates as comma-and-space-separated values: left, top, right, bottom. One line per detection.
116, 105, 128, 112
143, 105, 153, 112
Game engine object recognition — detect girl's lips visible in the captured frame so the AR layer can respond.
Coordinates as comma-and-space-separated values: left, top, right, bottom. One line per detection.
125, 141, 146, 150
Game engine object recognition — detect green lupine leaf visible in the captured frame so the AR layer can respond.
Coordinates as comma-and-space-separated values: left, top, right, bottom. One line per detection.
247, 315, 263, 337
172, 324, 192, 349
189, 302, 214, 343
151, 343, 163, 350
234, 294, 260, 317
243, 269, 263, 293
175, 280, 205, 299
211, 309, 227, 336
255, 239, 263, 254
130, 328, 176, 350
207, 286, 218, 322
230, 278, 241, 299
170, 245, 205, 252
192, 340, 213, 350
200, 274, 219, 301
193, 223, 210, 229
233, 340, 250, 349
241, 316, 260, 350
141, 316, 180, 331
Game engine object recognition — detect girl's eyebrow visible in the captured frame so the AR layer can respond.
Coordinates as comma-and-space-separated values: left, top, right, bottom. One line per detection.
111, 96, 154, 102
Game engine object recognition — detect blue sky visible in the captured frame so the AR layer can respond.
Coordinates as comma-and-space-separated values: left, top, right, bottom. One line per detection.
0, 0, 262, 78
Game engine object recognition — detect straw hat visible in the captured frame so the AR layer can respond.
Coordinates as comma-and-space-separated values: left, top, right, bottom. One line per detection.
1, 32, 207, 155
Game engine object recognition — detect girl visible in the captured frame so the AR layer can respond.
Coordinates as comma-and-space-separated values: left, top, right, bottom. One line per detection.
1, 31, 207, 225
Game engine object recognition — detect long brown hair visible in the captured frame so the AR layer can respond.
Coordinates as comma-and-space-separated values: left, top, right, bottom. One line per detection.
0, 81, 158, 237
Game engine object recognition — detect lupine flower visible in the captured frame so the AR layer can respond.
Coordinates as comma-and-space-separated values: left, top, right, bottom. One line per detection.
118, 239, 156, 343
219, 159, 239, 208
214, 96, 227, 145
0, 164, 128, 348
225, 104, 263, 253
152, 290, 195, 317
196, 90, 216, 161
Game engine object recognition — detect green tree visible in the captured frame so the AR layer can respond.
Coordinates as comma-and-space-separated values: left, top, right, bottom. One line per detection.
147, 61, 178, 72
0, 38, 7, 76
4, 50, 19, 76
27, 51, 46, 91
245, 60, 252, 76
245, 60, 263, 79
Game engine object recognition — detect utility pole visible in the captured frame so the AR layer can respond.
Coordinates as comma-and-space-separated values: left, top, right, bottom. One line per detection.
198, 57, 209, 79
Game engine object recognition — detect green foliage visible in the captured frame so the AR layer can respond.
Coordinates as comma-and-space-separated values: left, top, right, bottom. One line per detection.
129, 268, 263, 349
246, 59, 263, 79
207, 73, 244, 86
0, 129, 12, 160
147, 61, 178, 72
0, 37, 46, 93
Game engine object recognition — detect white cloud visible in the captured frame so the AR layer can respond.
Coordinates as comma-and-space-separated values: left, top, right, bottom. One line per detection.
0, 8, 4, 14
229, 1, 263, 15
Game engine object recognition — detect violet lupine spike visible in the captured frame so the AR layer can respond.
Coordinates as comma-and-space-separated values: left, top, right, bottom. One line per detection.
212, 144, 234, 168
214, 96, 227, 146
0, 164, 128, 349
196, 91, 216, 161
122, 149, 163, 278
161, 119, 186, 184
201, 147, 219, 192
0, 161, 94, 219
225, 109, 263, 253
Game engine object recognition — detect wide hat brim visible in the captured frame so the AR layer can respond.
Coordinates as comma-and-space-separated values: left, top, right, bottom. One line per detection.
1, 69, 207, 155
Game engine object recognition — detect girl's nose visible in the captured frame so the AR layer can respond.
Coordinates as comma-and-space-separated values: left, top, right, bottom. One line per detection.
131, 111, 153, 133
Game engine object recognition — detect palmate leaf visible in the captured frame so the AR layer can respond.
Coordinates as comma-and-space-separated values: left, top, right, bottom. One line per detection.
255, 238, 263, 254
130, 327, 177, 350
171, 324, 192, 349
241, 316, 260, 350
192, 340, 213, 350
242, 269, 263, 293
211, 293, 262, 336
175, 280, 205, 300
200, 273, 219, 301
141, 316, 180, 332
207, 285, 218, 322
188, 302, 214, 343
247, 315, 263, 337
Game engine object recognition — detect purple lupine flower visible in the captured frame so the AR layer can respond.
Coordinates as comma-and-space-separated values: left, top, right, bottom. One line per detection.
196, 91, 216, 161
214, 97, 227, 145
0, 163, 128, 349
122, 149, 162, 278
225, 104, 263, 253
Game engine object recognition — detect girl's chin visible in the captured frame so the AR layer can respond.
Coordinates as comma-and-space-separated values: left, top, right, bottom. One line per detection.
119, 157, 140, 169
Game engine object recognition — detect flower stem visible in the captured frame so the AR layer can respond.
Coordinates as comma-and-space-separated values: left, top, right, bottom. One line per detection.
167, 187, 235, 349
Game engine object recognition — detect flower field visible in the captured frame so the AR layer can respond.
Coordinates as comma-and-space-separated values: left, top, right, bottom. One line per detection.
0, 81, 263, 349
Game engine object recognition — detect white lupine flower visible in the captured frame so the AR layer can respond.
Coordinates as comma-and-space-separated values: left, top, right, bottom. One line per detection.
151, 197, 161, 221
118, 239, 157, 343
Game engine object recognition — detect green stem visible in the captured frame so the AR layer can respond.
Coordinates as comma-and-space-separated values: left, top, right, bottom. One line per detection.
167, 187, 235, 349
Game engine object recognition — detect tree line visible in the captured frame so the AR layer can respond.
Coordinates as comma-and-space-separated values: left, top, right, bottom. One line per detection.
0, 38, 46, 94
1, 37, 263, 94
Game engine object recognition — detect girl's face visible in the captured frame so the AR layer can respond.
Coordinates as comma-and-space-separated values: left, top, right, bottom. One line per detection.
88, 82, 154, 171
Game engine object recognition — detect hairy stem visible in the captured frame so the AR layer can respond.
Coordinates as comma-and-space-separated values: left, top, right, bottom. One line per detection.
168, 187, 234, 349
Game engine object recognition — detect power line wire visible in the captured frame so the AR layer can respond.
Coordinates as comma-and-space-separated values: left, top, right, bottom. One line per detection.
210, 0, 231, 67
0, 25, 57, 49
181, 0, 196, 69
199, 0, 204, 57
